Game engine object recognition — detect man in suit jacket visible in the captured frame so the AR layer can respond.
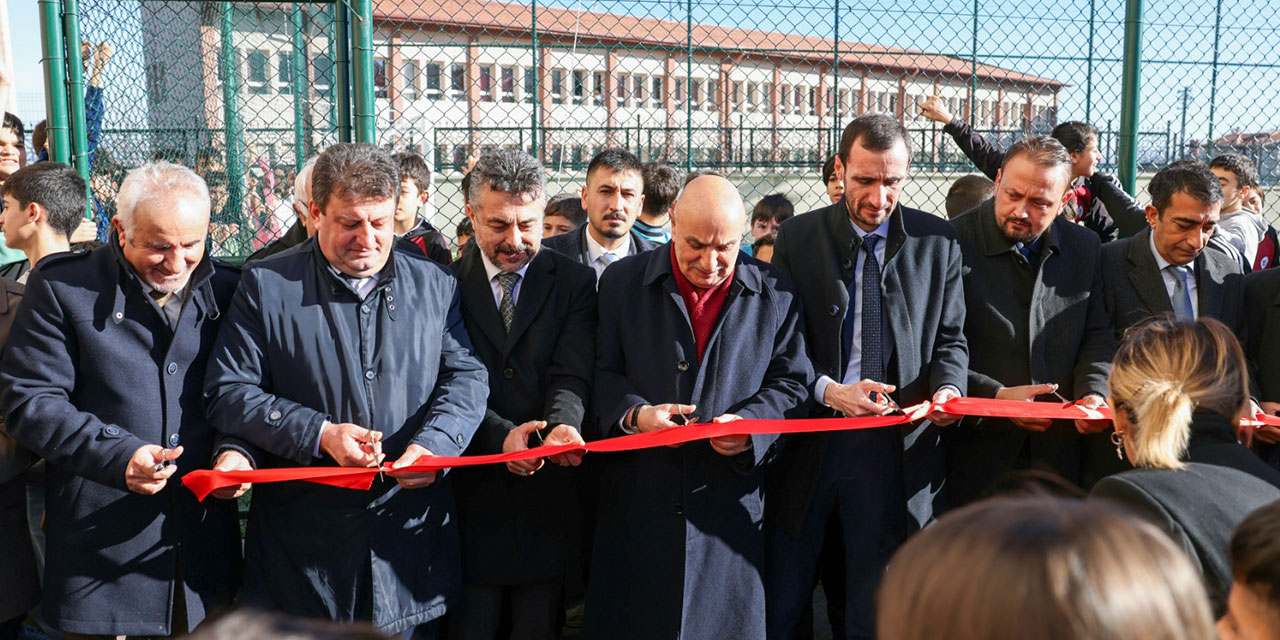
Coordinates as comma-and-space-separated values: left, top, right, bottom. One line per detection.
1094, 162, 1243, 482
584, 175, 812, 639
948, 136, 1114, 506
767, 114, 968, 640
448, 149, 596, 639
1244, 268, 1280, 465
542, 148, 657, 281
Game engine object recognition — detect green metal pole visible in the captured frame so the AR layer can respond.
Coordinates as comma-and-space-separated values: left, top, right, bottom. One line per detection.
1084, 0, 1095, 122
62, 0, 90, 183
831, 0, 839, 155
1117, 0, 1144, 193
38, 0, 70, 164
291, 3, 307, 165
349, 0, 375, 144
530, 0, 539, 158
685, 0, 692, 171
969, 0, 978, 127
1206, 0, 1222, 158
219, 2, 244, 230
333, 1, 352, 143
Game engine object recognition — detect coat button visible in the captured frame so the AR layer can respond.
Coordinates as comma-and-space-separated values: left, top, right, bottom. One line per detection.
361, 305, 369, 314
168, 433, 180, 447
166, 362, 178, 375
455, 433, 465, 445
673, 502, 684, 516
364, 370, 376, 380
104, 426, 119, 436
828, 305, 839, 316
677, 360, 689, 372
842, 259, 853, 269
114, 311, 123, 320
503, 368, 514, 379
268, 410, 282, 421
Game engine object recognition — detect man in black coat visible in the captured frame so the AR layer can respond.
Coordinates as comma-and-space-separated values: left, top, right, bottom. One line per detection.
0, 162, 252, 637
0, 277, 32, 640
767, 114, 968, 640
203, 143, 489, 636
541, 148, 657, 282
448, 149, 596, 638
1244, 269, 1280, 464
948, 136, 1114, 505
584, 175, 812, 639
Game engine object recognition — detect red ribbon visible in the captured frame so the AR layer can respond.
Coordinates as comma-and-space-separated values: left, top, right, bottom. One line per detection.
182, 397, 1280, 501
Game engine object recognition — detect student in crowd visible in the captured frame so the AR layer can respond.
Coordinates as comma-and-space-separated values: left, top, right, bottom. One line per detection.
822, 153, 843, 204
748, 193, 794, 250
944, 174, 994, 219
877, 496, 1216, 640
1218, 499, 1280, 640
752, 233, 775, 263
0, 163, 84, 284
1211, 153, 1268, 271
921, 95, 1144, 239
1092, 317, 1280, 615
394, 151, 453, 264
543, 192, 587, 239
636, 162, 679, 244
454, 217, 473, 258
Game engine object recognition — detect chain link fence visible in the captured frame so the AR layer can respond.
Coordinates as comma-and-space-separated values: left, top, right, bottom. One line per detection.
43, 0, 1280, 258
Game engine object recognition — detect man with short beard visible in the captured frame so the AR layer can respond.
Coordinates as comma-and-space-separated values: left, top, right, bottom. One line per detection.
448, 149, 595, 639
0, 161, 252, 637
947, 136, 1114, 504
542, 149, 657, 282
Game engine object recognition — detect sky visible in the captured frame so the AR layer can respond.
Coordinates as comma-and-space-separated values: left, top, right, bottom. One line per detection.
7, 0, 1278, 153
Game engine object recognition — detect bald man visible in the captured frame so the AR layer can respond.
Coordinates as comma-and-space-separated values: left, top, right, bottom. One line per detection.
584, 175, 813, 639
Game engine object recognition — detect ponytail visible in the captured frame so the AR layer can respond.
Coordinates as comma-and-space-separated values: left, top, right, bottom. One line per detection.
1128, 380, 1192, 470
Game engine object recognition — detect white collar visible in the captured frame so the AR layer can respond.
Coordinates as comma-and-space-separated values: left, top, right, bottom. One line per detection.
480, 249, 532, 282
849, 216, 890, 242
1148, 230, 1187, 272
585, 227, 629, 264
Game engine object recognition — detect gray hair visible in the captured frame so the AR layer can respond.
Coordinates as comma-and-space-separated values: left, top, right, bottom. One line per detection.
1001, 136, 1073, 187
311, 143, 400, 212
115, 161, 210, 234
295, 156, 318, 208
467, 149, 546, 206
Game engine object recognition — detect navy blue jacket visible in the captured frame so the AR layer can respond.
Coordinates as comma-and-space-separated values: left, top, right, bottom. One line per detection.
203, 239, 488, 635
541, 223, 658, 268
0, 242, 243, 636
583, 246, 813, 640
449, 245, 596, 586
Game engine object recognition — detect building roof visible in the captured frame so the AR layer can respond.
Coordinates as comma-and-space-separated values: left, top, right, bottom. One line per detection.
374, 0, 1067, 90
1214, 130, 1280, 146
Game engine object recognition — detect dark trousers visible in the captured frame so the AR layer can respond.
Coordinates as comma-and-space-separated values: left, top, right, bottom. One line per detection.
767, 432, 905, 640
448, 578, 563, 640
0, 617, 21, 640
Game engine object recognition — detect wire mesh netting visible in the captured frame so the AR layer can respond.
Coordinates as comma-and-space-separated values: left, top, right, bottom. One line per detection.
59, 0, 1280, 258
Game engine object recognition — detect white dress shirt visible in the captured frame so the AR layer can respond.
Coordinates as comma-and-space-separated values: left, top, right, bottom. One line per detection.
480, 251, 531, 308
585, 228, 631, 281
1150, 232, 1199, 318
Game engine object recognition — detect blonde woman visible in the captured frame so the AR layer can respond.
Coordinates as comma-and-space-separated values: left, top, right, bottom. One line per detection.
1092, 317, 1280, 614
877, 496, 1215, 640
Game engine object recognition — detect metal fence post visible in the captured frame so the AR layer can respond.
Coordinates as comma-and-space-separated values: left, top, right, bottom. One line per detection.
685, 0, 692, 171
1118, 0, 1144, 193
531, 0, 539, 158
1084, 0, 1095, 122
334, 1, 352, 143
63, 0, 90, 182
1206, 0, 1222, 157
291, 3, 308, 166
219, 2, 244, 226
968, 0, 978, 127
349, 0, 376, 144
38, 0, 70, 164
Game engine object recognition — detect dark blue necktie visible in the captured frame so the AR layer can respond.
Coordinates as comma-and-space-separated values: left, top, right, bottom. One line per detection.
860, 235, 884, 382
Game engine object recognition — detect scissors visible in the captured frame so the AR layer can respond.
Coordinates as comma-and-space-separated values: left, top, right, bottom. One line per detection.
670, 406, 699, 426
358, 432, 386, 482
152, 448, 174, 473
868, 390, 905, 415
1050, 387, 1072, 405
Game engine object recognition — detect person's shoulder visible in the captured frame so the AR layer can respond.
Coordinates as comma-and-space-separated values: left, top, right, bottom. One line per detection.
542, 227, 582, 254
1100, 233, 1135, 260
30, 245, 106, 283
899, 205, 959, 239
739, 253, 797, 294
1054, 216, 1103, 250
779, 202, 837, 236
1245, 260, 1280, 294
542, 246, 596, 282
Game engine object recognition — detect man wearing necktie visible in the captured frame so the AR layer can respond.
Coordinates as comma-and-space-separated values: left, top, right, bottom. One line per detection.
448, 149, 595, 639
767, 114, 968, 640
947, 136, 1115, 505
1097, 161, 1247, 481
0, 161, 252, 638
542, 149, 658, 283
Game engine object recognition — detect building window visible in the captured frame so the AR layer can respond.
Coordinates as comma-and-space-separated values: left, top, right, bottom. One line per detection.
373, 58, 388, 99
707, 79, 719, 112
592, 72, 605, 106
633, 75, 646, 107
572, 70, 587, 106
652, 76, 664, 109
247, 49, 269, 95
479, 65, 493, 102
402, 60, 420, 101
808, 87, 817, 115
451, 63, 466, 102
779, 84, 790, 114
616, 73, 628, 107
551, 68, 565, 105
524, 67, 536, 104
312, 53, 332, 98
747, 82, 759, 112
762, 82, 773, 114
500, 66, 516, 103
674, 77, 685, 109
690, 78, 702, 110
730, 81, 741, 112
423, 63, 441, 100
276, 52, 294, 95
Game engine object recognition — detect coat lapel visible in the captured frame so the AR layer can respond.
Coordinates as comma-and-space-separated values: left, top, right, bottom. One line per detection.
504, 251, 554, 353
456, 249, 508, 351
1126, 228, 1175, 314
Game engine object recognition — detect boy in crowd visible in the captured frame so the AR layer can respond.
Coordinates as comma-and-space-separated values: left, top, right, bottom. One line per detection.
543, 193, 586, 238
945, 174, 996, 219
394, 151, 453, 264
1211, 153, 1267, 270
822, 153, 844, 204
749, 193, 794, 253
635, 162, 680, 244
